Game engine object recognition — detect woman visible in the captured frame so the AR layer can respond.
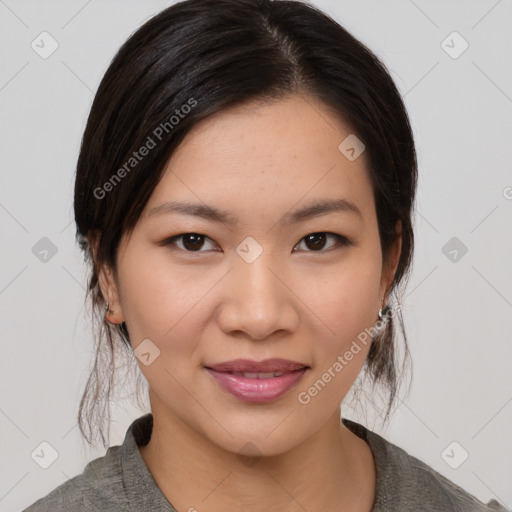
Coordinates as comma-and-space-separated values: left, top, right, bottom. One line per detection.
23, 0, 508, 510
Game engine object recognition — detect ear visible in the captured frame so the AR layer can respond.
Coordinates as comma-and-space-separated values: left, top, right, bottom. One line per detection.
88, 231, 125, 324
380, 220, 402, 306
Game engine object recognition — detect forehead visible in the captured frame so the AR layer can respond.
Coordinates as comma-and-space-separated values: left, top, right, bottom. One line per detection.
144, 94, 374, 223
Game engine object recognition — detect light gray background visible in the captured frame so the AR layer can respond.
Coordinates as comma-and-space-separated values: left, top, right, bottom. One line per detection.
1, 0, 511, 510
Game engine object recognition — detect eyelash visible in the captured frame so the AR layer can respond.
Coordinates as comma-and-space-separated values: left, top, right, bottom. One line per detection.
160, 232, 353, 254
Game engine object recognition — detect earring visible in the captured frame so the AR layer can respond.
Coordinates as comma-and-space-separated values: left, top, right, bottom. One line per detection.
105, 301, 116, 319
378, 301, 390, 319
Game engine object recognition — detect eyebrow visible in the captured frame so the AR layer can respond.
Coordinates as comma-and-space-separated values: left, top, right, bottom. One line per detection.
147, 198, 363, 224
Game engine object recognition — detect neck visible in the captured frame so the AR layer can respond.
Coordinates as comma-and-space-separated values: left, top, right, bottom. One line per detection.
139, 401, 376, 512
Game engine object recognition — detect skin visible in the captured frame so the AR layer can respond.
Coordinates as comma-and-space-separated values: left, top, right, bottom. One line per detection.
96, 93, 401, 512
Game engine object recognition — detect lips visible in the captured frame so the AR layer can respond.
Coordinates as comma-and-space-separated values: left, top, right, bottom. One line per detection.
204, 358, 309, 403
205, 358, 309, 374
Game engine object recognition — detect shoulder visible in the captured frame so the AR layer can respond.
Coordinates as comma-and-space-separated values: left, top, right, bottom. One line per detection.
342, 418, 509, 512
21, 444, 128, 511
22, 413, 175, 512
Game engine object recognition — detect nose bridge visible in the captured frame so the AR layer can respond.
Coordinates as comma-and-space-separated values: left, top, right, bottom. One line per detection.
234, 245, 281, 308
218, 243, 297, 339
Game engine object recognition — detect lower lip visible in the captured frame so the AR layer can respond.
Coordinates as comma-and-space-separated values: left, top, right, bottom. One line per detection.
206, 368, 308, 403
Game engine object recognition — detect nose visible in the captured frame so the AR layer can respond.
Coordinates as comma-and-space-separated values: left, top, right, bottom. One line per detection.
216, 254, 299, 341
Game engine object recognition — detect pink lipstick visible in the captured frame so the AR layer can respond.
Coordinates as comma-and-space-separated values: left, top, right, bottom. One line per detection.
205, 358, 309, 403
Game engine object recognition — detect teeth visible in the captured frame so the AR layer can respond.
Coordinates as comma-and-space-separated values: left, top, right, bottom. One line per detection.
233, 371, 286, 379
245, 372, 280, 379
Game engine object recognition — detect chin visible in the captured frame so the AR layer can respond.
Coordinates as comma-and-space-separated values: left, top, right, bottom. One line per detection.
205, 424, 302, 460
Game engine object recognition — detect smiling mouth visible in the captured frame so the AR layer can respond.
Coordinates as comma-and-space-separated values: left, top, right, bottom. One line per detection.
209, 366, 310, 379
204, 362, 310, 403
204, 357, 309, 374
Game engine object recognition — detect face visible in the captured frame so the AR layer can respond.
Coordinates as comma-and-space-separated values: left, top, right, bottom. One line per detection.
99, 94, 401, 456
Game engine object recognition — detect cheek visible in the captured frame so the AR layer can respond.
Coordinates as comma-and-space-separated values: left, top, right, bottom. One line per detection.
117, 247, 220, 357
293, 253, 382, 411
297, 258, 382, 408
304, 251, 382, 344
117, 260, 211, 394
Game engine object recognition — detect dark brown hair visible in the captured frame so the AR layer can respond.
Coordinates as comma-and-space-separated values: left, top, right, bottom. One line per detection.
74, 0, 417, 448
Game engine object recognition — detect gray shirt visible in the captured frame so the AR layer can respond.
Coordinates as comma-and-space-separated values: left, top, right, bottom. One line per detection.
23, 413, 508, 511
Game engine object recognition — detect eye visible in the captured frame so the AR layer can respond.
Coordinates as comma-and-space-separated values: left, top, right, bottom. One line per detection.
161, 233, 219, 252
293, 232, 352, 252
161, 231, 352, 254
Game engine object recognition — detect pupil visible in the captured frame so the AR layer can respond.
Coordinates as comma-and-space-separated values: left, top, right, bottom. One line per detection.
183, 234, 204, 251
305, 233, 326, 250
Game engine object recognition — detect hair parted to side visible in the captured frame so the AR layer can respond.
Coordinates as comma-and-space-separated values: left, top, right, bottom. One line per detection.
74, 0, 417, 449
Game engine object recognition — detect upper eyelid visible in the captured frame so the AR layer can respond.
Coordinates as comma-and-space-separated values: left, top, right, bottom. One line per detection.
164, 232, 350, 251
294, 232, 351, 250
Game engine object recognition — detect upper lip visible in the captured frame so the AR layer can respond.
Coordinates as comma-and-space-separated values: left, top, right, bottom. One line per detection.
205, 358, 309, 373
